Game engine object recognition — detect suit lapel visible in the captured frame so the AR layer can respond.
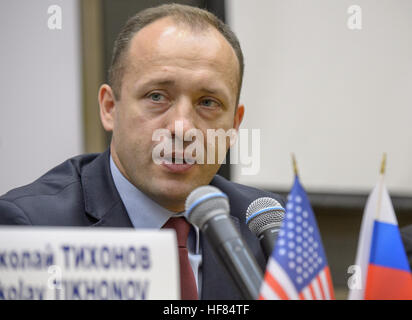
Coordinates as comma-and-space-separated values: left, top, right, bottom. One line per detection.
81, 149, 133, 228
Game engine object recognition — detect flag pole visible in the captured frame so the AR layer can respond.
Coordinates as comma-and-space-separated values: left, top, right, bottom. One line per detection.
376, 153, 387, 220
291, 153, 299, 178
380, 152, 387, 176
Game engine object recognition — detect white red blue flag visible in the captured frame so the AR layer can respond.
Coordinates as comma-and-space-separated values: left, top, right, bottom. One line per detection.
259, 176, 335, 300
348, 175, 412, 300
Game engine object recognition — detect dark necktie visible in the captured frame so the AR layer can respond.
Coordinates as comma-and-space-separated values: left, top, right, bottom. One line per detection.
162, 217, 199, 300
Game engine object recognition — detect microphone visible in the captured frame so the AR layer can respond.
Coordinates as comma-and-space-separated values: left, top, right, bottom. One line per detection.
185, 185, 263, 300
246, 197, 285, 260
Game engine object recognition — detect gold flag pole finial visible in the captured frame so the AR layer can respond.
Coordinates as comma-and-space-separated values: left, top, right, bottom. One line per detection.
380, 152, 387, 176
376, 153, 387, 220
291, 153, 299, 177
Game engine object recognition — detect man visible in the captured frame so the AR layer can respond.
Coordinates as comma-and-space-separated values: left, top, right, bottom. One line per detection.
0, 4, 284, 299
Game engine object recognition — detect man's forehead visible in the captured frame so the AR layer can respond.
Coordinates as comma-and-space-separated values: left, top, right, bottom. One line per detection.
129, 18, 190, 53
125, 17, 239, 79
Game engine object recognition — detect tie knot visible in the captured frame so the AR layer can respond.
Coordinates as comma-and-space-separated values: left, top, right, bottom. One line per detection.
162, 217, 191, 247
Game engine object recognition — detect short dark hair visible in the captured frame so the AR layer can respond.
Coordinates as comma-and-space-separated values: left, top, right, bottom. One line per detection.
108, 3, 244, 104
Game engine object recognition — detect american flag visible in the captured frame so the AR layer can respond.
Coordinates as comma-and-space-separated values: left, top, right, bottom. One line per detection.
259, 176, 335, 300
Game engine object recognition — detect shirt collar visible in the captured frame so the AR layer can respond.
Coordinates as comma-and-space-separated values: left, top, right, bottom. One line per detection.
110, 155, 178, 229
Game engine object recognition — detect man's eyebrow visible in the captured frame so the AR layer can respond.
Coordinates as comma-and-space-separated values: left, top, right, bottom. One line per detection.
137, 79, 229, 98
200, 87, 231, 101
200, 87, 218, 94
140, 78, 176, 87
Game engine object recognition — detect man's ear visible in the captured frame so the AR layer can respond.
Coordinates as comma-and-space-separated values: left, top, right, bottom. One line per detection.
98, 84, 116, 132
233, 104, 245, 131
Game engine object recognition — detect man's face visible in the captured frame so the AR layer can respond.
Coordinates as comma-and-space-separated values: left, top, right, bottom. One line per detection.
100, 18, 244, 212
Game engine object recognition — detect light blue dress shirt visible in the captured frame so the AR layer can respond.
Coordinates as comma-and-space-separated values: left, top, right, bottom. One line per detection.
109, 156, 202, 296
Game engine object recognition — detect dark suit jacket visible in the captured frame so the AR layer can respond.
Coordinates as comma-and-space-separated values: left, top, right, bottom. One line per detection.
0, 149, 285, 300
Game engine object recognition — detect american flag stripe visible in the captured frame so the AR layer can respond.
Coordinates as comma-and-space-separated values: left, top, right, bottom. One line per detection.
316, 274, 326, 300
320, 266, 335, 300
259, 282, 280, 300
299, 269, 333, 300
296, 277, 329, 300
267, 258, 299, 299
325, 267, 335, 299
264, 270, 289, 300
264, 259, 337, 300
301, 287, 312, 300
312, 277, 323, 300
319, 268, 331, 300
309, 283, 317, 300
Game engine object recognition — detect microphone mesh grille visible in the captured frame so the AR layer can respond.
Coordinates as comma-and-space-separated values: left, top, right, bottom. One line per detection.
246, 197, 285, 236
185, 185, 229, 228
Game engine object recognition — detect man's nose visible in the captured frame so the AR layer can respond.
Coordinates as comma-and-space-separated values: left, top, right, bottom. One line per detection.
166, 98, 196, 141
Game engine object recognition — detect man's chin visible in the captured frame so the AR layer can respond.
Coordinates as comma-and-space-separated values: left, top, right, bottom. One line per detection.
146, 165, 219, 210
148, 180, 204, 211
156, 182, 195, 199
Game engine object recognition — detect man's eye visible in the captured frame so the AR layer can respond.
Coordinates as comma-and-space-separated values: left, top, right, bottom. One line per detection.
148, 93, 165, 102
200, 98, 219, 108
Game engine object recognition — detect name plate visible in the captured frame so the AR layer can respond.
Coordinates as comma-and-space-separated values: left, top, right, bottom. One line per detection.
0, 227, 179, 300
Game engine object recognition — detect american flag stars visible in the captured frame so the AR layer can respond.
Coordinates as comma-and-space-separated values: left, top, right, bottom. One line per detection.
259, 176, 335, 300
276, 195, 324, 288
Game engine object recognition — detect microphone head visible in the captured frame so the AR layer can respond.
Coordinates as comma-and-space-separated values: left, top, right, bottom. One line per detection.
246, 197, 285, 237
185, 185, 229, 229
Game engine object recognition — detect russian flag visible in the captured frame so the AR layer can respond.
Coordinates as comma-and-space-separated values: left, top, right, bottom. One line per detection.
349, 175, 412, 300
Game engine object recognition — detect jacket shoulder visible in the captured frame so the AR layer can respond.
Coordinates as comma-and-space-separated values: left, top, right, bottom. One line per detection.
208, 175, 286, 286
1, 153, 99, 201
0, 153, 101, 225
211, 174, 286, 208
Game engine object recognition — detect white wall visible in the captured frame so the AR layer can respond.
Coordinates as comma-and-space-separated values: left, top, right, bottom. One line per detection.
0, 0, 83, 195
227, 0, 412, 196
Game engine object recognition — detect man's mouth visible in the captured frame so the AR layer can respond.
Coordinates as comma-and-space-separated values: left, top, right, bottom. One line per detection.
160, 154, 195, 173
161, 160, 194, 173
